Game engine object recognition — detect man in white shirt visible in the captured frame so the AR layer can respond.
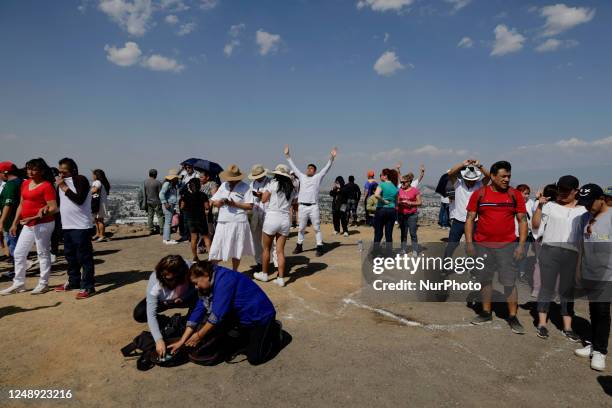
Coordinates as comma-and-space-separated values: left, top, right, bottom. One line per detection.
443, 159, 490, 261
285, 145, 337, 257
248, 164, 270, 271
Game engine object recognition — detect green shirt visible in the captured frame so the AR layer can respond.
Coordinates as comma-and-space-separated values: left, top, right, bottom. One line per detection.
377, 181, 398, 209
0, 178, 22, 231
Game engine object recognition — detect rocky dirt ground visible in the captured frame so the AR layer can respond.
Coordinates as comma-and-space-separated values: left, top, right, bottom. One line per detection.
0, 222, 610, 407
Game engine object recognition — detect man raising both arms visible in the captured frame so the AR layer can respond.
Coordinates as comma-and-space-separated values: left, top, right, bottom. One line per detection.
285, 145, 337, 257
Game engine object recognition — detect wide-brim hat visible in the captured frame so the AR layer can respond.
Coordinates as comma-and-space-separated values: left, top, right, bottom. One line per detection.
220, 164, 245, 182
248, 164, 269, 180
165, 168, 179, 181
271, 164, 292, 179
460, 166, 482, 181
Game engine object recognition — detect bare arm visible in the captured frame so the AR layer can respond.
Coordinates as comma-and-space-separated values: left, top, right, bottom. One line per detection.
448, 160, 471, 184
465, 211, 477, 244
261, 191, 272, 204
417, 164, 425, 184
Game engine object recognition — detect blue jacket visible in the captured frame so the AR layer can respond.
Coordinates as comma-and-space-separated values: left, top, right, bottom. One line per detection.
187, 265, 276, 327
159, 181, 178, 205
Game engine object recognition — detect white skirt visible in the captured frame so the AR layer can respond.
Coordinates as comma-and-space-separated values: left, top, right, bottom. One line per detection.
209, 221, 255, 262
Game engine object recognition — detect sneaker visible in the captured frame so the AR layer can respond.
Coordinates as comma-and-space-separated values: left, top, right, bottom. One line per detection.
508, 316, 526, 334
31, 284, 49, 295
536, 326, 549, 339
274, 277, 286, 287
163, 240, 179, 245
55, 282, 78, 292
0, 283, 26, 295
471, 312, 493, 325
315, 245, 324, 257
343, 232, 349, 237
575, 344, 593, 358
95, 237, 107, 243
253, 272, 270, 282
591, 351, 606, 371
292, 243, 303, 254
562, 330, 581, 343
76, 288, 95, 299
332, 231, 338, 235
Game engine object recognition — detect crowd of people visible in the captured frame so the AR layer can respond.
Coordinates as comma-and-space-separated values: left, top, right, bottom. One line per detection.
1, 151, 610, 371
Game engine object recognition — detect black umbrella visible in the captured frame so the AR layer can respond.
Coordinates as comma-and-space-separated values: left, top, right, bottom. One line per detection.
181, 158, 223, 176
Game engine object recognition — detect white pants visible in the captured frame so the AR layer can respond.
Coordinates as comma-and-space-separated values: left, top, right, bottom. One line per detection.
250, 208, 265, 264
298, 204, 322, 246
13, 221, 54, 286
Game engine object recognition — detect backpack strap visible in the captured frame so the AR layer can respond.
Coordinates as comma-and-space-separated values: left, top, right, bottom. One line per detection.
476, 186, 518, 214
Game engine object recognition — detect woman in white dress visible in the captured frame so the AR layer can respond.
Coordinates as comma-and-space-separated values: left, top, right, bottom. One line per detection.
91, 169, 111, 242
253, 164, 296, 287
209, 164, 255, 270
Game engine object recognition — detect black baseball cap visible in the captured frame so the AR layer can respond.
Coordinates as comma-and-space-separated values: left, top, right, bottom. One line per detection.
556, 175, 579, 191
577, 183, 604, 207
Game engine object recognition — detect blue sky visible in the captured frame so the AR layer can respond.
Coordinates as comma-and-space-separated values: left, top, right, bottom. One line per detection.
1, 0, 611, 187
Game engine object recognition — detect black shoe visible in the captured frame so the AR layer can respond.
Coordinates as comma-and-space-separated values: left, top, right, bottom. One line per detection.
562, 330, 581, 342
292, 244, 303, 254
253, 264, 262, 273
536, 326, 549, 339
315, 245, 324, 257
471, 312, 493, 325
508, 316, 526, 334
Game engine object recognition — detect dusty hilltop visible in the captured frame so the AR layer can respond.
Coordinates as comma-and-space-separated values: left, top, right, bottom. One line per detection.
0, 223, 610, 408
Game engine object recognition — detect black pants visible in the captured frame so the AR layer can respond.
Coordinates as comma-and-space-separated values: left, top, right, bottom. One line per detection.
63, 228, 95, 290
374, 207, 396, 244
332, 210, 348, 234
537, 245, 577, 316
244, 318, 282, 365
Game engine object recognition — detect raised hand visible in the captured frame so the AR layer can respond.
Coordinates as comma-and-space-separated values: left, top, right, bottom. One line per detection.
331, 147, 338, 159
284, 145, 290, 157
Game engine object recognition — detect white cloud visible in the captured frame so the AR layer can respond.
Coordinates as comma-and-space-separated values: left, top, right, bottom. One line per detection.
373, 51, 407, 77
177, 22, 196, 36
165, 14, 178, 24
159, 0, 189, 12
356, 0, 414, 13
98, 0, 153, 37
457, 36, 473, 48
535, 38, 579, 53
372, 145, 467, 161
555, 136, 612, 149
1, 133, 17, 141
256, 29, 281, 56
104, 41, 142, 66
491, 24, 525, 56
540, 4, 595, 37
200, 0, 218, 10
141, 54, 185, 72
446, 0, 471, 13
224, 23, 245, 57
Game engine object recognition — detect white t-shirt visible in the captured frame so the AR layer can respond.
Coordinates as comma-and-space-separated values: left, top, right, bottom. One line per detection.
287, 157, 332, 204
251, 177, 270, 213
264, 179, 298, 214
515, 198, 536, 238
538, 202, 587, 251
211, 181, 254, 223
59, 177, 93, 230
92, 180, 108, 206
441, 196, 450, 204
449, 179, 482, 222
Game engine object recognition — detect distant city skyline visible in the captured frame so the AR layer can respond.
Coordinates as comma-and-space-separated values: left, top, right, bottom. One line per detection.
1, 1, 611, 187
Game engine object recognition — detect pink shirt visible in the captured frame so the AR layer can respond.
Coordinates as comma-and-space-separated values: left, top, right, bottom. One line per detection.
397, 187, 420, 215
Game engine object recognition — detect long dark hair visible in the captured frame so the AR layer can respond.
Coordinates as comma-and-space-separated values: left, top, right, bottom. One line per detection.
542, 183, 558, 203
382, 168, 399, 187
335, 176, 345, 188
93, 169, 111, 193
275, 174, 294, 201
25, 158, 54, 183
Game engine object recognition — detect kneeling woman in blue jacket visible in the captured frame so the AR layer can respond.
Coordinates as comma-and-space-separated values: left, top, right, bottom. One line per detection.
169, 261, 282, 365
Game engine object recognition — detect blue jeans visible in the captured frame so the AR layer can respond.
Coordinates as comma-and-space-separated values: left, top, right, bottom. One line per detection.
162, 204, 175, 241
3, 229, 19, 257
443, 219, 465, 259
438, 202, 450, 228
63, 229, 95, 290
374, 207, 397, 244
398, 212, 418, 252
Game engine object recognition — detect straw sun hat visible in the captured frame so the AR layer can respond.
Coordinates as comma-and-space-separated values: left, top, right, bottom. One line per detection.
248, 164, 269, 180
164, 168, 180, 181
220, 164, 245, 182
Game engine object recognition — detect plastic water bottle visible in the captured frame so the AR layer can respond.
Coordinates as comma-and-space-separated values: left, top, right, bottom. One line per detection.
357, 240, 363, 252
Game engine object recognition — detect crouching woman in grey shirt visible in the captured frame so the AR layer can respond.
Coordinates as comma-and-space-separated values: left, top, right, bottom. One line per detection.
133, 255, 196, 358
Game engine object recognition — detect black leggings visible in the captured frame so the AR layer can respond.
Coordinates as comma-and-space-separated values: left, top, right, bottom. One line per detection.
245, 318, 282, 365
332, 210, 348, 234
